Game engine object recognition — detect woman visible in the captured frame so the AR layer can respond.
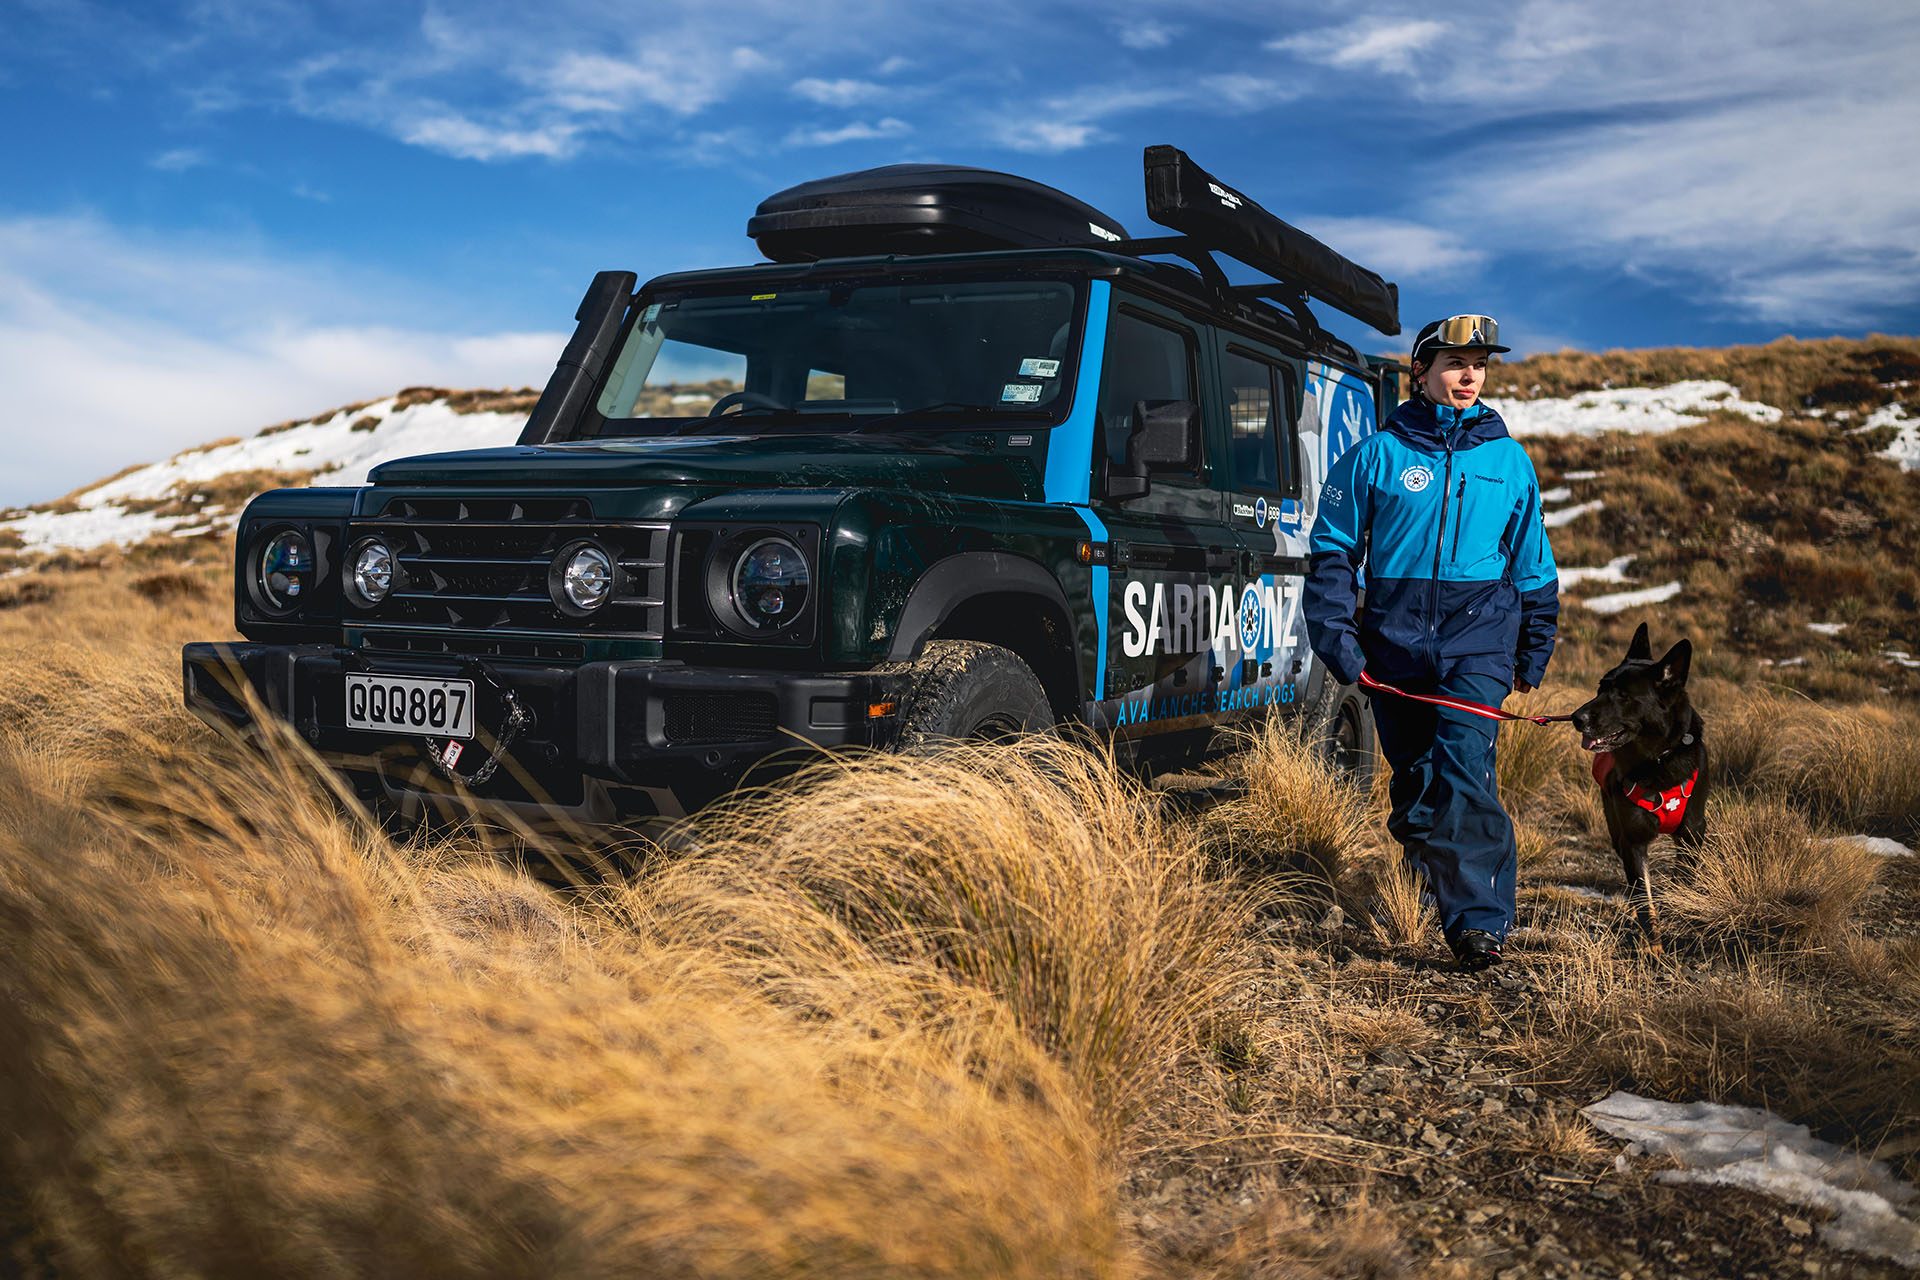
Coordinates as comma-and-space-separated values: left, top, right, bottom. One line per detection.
1303, 315, 1559, 971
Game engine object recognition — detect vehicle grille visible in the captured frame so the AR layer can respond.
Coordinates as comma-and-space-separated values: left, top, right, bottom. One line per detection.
661, 692, 778, 745
347, 497, 667, 640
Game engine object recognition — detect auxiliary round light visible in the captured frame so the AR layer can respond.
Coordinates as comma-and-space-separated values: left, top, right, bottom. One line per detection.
347, 539, 395, 606
256, 529, 313, 613
730, 536, 809, 631
560, 543, 614, 612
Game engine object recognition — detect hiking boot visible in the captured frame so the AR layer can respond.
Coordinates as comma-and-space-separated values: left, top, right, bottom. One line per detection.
1452, 929, 1502, 972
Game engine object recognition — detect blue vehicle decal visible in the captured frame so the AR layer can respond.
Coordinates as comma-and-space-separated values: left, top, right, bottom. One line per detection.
1041, 280, 1111, 505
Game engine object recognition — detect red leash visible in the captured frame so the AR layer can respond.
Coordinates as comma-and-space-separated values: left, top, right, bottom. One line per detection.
1357, 671, 1573, 727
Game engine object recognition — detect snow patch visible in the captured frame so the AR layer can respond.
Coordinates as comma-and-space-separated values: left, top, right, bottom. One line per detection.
1582, 1091, 1920, 1268
1823, 835, 1913, 857
1807, 621, 1848, 636
1885, 649, 1920, 670
1500, 381, 1783, 437
0, 395, 526, 551
1559, 555, 1635, 589
1562, 469, 1604, 480
1543, 499, 1604, 528
1581, 581, 1683, 615
1540, 485, 1573, 503
1864, 403, 1920, 471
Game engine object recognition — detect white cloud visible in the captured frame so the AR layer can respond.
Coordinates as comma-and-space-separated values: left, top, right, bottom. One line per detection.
398, 113, 580, 161
149, 146, 209, 172
1294, 217, 1488, 283
997, 119, 1105, 154
1269, 19, 1442, 73
783, 117, 912, 147
0, 215, 563, 508
1116, 19, 1174, 50
792, 76, 887, 107
1438, 89, 1920, 323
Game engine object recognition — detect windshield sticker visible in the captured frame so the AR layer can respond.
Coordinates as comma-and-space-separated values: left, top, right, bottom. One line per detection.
1018, 357, 1061, 378
641, 303, 662, 323
1087, 222, 1121, 243
1001, 383, 1043, 404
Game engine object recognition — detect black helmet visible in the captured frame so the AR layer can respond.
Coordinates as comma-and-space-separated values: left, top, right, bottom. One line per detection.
1412, 314, 1511, 365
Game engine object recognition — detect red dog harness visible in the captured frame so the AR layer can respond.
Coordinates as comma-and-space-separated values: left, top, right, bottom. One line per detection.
1592, 751, 1698, 835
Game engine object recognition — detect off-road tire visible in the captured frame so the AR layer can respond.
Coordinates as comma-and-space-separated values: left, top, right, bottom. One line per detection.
1304, 672, 1377, 792
894, 640, 1053, 750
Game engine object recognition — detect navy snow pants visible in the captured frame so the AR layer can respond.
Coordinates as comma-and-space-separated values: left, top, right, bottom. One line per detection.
1366, 667, 1517, 944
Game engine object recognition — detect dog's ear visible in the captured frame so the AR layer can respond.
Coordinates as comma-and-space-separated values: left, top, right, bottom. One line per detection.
1656, 638, 1692, 688
1627, 622, 1652, 661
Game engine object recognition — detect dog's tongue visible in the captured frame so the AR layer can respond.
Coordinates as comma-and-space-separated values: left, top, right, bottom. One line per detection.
1581, 734, 1606, 753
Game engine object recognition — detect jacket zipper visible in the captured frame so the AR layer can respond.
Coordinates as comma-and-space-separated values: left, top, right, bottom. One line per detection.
1427, 441, 1457, 666
1449, 475, 1467, 565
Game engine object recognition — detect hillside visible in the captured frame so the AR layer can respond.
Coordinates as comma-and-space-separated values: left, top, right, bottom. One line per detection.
2, 337, 1919, 1277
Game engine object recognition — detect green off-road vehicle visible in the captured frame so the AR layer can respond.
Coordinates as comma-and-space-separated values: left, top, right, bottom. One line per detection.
185, 146, 1403, 825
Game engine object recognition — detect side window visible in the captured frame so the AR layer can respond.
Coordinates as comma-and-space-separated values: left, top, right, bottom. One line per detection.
1222, 346, 1301, 498
1098, 309, 1196, 472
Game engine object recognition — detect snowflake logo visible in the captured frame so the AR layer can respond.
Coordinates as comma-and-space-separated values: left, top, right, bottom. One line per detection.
1238, 585, 1265, 651
1401, 465, 1434, 493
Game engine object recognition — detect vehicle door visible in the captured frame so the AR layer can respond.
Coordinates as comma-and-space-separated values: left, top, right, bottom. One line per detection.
1091, 295, 1239, 738
1216, 338, 1315, 720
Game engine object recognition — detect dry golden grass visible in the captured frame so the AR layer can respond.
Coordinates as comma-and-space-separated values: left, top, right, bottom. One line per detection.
633, 737, 1260, 1150
1523, 932, 1920, 1164
1665, 797, 1881, 944
2, 716, 1143, 1276
1208, 720, 1372, 890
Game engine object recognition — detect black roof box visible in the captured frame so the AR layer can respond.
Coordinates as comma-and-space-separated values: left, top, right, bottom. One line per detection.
749, 164, 1130, 262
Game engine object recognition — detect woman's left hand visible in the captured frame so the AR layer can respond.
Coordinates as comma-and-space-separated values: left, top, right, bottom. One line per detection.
1515, 678, 1536, 694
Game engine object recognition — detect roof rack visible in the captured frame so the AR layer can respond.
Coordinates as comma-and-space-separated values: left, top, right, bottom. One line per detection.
1127, 145, 1400, 337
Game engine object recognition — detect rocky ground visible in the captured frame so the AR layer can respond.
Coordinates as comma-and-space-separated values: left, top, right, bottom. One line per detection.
1140, 773, 1920, 1278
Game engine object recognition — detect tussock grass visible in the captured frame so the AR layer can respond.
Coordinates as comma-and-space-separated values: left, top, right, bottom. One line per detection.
639, 737, 1259, 1147
1207, 719, 1371, 890
1666, 797, 1881, 944
0, 722, 1138, 1276
1526, 932, 1920, 1166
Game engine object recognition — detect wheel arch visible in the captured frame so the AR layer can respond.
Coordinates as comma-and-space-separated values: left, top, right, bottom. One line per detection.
886, 552, 1082, 717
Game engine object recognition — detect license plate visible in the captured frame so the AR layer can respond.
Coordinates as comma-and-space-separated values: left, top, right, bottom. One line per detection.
345, 673, 475, 740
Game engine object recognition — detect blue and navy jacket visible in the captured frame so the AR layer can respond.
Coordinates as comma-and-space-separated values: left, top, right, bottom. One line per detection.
1305, 397, 1559, 689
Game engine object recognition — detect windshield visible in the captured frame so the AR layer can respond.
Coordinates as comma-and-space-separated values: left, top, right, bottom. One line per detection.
592, 277, 1081, 433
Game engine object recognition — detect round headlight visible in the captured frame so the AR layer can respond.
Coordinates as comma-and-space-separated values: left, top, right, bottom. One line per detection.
347, 539, 395, 606
559, 544, 614, 613
256, 529, 312, 612
730, 536, 809, 630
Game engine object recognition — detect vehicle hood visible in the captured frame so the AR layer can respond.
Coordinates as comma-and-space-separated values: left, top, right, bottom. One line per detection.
365, 431, 1044, 500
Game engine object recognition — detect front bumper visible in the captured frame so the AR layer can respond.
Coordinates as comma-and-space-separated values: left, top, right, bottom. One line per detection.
182, 642, 907, 820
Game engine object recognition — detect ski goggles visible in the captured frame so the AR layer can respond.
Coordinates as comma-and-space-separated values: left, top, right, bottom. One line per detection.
1414, 314, 1510, 359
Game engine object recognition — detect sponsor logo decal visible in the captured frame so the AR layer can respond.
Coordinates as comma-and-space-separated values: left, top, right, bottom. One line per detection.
1119, 578, 1299, 660
1400, 465, 1434, 493
1254, 496, 1269, 528
1237, 585, 1265, 650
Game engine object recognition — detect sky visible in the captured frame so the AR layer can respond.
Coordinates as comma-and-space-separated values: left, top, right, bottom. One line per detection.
3, 0, 1917, 506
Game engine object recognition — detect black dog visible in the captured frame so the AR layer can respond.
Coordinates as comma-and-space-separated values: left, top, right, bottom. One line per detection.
1570, 623, 1709, 940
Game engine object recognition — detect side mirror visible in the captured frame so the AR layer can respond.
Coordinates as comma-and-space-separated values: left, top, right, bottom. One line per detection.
1131, 399, 1201, 470
1104, 399, 1200, 501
